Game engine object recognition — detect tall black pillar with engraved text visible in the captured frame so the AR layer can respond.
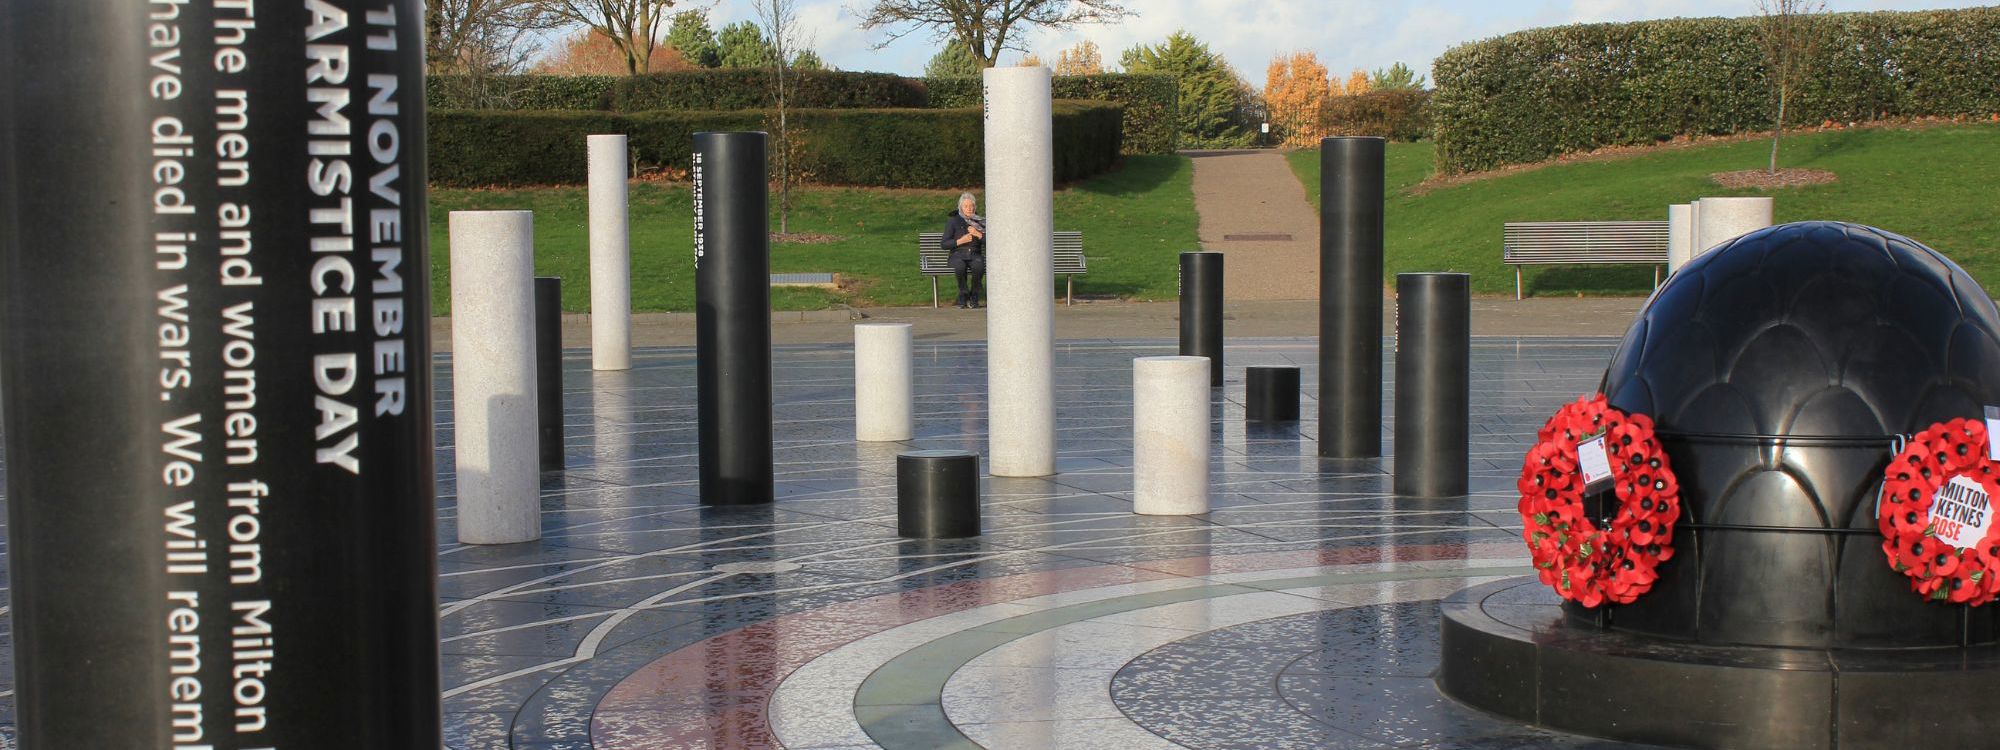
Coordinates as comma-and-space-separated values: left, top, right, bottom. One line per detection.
693, 132, 776, 505
0, 2, 439, 746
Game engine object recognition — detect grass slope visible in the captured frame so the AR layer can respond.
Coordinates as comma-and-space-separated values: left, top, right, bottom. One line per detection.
428, 155, 1197, 314
1288, 126, 2000, 297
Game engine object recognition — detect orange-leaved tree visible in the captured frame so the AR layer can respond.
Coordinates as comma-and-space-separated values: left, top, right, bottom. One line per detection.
1265, 51, 1331, 149
538, 29, 693, 75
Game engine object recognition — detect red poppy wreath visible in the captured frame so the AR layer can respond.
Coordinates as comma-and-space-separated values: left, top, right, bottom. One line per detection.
1517, 394, 1682, 608
1879, 418, 2000, 605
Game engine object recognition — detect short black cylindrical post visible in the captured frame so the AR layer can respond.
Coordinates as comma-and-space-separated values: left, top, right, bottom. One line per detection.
1394, 273, 1471, 497
1246, 366, 1302, 422
694, 132, 775, 505
897, 450, 982, 538
536, 277, 564, 471
1319, 136, 1387, 459
1179, 251, 1224, 386
0, 2, 439, 746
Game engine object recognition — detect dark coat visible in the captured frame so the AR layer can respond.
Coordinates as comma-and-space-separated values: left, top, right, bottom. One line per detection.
942, 210, 985, 270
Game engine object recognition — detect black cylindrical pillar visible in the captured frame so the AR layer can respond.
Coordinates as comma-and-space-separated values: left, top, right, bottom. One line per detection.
1246, 366, 1302, 422
0, 2, 439, 746
1319, 136, 1387, 459
897, 451, 982, 538
1393, 273, 1471, 497
694, 132, 775, 505
536, 277, 564, 471
1179, 251, 1224, 386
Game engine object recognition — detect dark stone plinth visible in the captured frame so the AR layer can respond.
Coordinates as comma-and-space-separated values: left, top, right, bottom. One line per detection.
1440, 578, 2000, 749
1245, 366, 1301, 422
897, 450, 980, 539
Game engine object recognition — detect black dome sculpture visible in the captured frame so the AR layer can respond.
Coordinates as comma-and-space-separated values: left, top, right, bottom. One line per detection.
1595, 221, 2000, 648
1440, 222, 2000, 749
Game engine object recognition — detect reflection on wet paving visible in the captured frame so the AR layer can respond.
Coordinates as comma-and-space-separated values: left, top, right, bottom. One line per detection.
0, 337, 1629, 749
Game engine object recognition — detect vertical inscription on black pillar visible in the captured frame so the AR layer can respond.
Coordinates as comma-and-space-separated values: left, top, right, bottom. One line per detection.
0, 1, 437, 747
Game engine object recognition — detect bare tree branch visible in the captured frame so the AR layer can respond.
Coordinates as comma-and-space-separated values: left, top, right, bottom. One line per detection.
854, 0, 1129, 67
1756, 0, 1826, 174
534, 0, 680, 75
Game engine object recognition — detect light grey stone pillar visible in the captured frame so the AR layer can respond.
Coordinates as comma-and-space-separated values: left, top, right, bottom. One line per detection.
589, 134, 632, 371
1134, 356, 1211, 515
1667, 203, 1694, 273
982, 66, 1057, 477
450, 211, 542, 544
855, 323, 914, 442
1695, 196, 1774, 256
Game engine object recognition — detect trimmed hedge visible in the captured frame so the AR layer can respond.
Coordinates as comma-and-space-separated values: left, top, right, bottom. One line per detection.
1323, 90, 1430, 142
426, 70, 925, 112
610, 70, 926, 111
926, 73, 1179, 154
426, 75, 620, 111
1430, 7, 2000, 174
428, 100, 1123, 189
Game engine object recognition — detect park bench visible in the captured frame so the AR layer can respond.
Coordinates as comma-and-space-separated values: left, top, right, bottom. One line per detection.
917, 231, 1087, 307
1502, 221, 1669, 300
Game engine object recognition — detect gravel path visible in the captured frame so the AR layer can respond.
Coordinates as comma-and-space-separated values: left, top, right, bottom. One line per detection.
1187, 149, 1323, 300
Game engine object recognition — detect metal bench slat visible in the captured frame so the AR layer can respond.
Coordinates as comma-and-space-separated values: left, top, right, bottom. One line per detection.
1501, 220, 1669, 299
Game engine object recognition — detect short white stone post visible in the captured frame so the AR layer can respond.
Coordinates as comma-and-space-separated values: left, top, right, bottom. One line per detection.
589, 134, 632, 371
983, 66, 1058, 477
855, 323, 914, 442
1667, 203, 1694, 273
450, 211, 542, 544
1695, 196, 1774, 256
1134, 356, 1211, 515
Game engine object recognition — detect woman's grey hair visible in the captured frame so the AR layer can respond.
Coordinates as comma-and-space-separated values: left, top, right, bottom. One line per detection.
956, 192, 976, 206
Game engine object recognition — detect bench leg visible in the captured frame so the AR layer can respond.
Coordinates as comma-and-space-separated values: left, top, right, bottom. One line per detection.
932, 277, 939, 309
1654, 265, 1662, 288
1066, 275, 1073, 306
1515, 268, 1523, 301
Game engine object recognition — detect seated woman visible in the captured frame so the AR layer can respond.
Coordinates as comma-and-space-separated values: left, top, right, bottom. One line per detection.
942, 192, 986, 308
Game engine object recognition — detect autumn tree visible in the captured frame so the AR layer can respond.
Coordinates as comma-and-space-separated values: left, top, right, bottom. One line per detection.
1265, 51, 1332, 149
537, 28, 690, 75
534, 0, 678, 75
1122, 31, 1252, 148
1054, 40, 1103, 75
1018, 53, 1043, 67
666, 9, 720, 67
859, 0, 1130, 68
1338, 69, 1371, 96
1757, 0, 1827, 174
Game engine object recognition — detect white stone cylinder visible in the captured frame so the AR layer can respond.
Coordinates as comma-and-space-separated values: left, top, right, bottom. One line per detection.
1134, 356, 1211, 515
1695, 196, 1774, 256
983, 66, 1057, 477
450, 210, 543, 544
589, 134, 632, 371
1667, 203, 1694, 273
855, 323, 914, 442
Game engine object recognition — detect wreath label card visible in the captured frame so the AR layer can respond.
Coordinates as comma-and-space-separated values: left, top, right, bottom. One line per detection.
1930, 475, 1993, 549
1986, 405, 2000, 461
1577, 435, 1613, 492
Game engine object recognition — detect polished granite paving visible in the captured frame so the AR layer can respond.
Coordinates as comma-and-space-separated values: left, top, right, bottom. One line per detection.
0, 336, 1661, 748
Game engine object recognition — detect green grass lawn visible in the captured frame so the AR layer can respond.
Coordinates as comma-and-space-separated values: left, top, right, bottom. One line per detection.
1287, 126, 2000, 297
427, 154, 1197, 314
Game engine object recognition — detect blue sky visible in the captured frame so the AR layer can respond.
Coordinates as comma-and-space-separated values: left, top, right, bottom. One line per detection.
675, 0, 1976, 86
